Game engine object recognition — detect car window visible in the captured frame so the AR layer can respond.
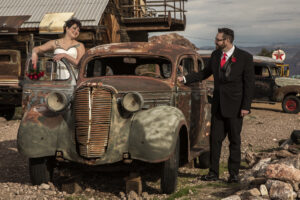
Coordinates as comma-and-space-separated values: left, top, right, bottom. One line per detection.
254, 65, 270, 78
202, 57, 210, 69
26, 58, 70, 81
198, 58, 204, 71
177, 57, 194, 76
270, 66, 280, 76
85, 56, 172, 79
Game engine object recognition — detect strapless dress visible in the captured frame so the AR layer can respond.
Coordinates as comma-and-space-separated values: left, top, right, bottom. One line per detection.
54, 47, 78, 79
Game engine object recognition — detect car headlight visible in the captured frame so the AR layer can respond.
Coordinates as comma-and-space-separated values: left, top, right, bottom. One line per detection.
46, 92, 68, 112
122, 92, 144, 112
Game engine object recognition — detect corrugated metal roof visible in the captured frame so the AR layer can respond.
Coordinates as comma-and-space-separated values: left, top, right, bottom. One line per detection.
0, 0, 109, 28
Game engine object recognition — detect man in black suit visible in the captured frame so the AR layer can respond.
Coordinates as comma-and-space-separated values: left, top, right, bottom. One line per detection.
178, 28, 254, 183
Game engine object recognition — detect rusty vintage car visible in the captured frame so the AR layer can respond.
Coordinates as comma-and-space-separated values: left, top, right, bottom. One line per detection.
253, 56, 300, 114
17, 42, 211, 194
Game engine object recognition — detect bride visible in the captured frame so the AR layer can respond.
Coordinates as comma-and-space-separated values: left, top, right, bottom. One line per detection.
31, 18, 85, 79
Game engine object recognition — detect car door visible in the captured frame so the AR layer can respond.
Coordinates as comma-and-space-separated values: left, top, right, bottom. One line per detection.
176, 55, 194, 128
189, 57, 209, 148
176, 55, 207, 148
254, 64, 274, 101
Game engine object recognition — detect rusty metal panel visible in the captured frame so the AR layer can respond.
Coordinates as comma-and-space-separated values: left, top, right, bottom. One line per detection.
39, 12, 74, 34
0, 16, 30, 35
75, 86, 112, 158
0, 50, 21, 78
0, 0, 109, 28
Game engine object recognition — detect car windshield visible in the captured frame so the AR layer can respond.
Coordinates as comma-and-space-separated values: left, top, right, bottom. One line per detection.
85, 56, 172, 79
25, 56, 71, 81
270, 65, 280, 76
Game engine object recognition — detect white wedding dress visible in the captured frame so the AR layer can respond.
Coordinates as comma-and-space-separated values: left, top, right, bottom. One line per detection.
54, 46, 78, 79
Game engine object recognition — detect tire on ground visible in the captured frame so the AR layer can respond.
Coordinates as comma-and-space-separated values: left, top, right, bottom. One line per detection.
29, 157, 54, 185
282, 95, 300, 114
161, 137, 180, 194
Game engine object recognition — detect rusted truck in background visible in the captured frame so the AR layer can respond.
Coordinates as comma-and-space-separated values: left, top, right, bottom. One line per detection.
253, 56, 300, 114
17, 42, 211, 194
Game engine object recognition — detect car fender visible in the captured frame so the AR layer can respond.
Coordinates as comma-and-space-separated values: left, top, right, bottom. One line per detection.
129, 105, 187, 163
273, 85, 300, 101
17, 106, 66, 158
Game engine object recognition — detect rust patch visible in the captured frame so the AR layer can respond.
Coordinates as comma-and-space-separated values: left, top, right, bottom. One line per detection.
23, 106, 64, 129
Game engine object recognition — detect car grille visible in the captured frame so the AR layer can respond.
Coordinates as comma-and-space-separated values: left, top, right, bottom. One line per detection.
74, 86, 112, 158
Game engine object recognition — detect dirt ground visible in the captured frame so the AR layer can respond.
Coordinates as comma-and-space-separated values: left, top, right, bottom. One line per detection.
0, 103, 299, 199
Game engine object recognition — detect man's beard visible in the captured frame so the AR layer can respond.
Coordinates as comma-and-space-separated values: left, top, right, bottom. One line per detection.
216, 43, 226, 50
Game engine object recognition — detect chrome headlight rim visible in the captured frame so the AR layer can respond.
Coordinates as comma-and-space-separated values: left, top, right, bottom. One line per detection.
121, 92, 144, 113
46, 91, 68, 112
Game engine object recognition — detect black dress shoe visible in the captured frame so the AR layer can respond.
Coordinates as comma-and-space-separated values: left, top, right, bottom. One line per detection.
199, 173, 219, 181
228, 174, 239, 183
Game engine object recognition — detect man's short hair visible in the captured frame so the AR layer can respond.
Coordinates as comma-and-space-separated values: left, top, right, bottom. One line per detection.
64, 18, 82, 34
218, 28, 234, 43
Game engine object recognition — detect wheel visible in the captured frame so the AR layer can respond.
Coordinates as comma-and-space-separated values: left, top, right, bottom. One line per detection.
194, 151, 210, 169
282, 95, 300, 114
161, 137, 180, 194
29, 157, 54, 185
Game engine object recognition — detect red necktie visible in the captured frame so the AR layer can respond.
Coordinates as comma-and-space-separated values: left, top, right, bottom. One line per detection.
220, 53, 227, 68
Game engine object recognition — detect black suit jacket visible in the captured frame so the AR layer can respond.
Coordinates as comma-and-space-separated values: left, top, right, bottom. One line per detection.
186, 47, 255, 118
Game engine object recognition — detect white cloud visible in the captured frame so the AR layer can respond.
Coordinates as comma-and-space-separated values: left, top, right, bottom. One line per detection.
160, 0, 300, 47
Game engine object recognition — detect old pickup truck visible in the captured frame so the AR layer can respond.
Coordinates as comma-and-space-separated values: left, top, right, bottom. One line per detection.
0, 50, 22, 119
17, 42, 211, 194
253, 56, 300, 113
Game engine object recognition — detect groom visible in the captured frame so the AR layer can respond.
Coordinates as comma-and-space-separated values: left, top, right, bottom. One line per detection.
178, 28, 254, 183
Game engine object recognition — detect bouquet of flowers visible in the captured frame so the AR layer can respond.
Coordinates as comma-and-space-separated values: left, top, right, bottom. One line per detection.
26, 68, 45, 80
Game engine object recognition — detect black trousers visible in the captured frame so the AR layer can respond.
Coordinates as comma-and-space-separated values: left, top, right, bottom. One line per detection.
209, 109, 243, 177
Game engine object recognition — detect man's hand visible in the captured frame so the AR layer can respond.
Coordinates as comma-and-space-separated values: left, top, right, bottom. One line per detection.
177, 76, 184, 83
240, 109, 249, 117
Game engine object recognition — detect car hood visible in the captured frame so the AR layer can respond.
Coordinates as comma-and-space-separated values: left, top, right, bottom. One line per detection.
79, 76, 173, 93
275, 77, 300, 87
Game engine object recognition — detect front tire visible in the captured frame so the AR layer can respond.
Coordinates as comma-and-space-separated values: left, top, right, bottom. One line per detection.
29, 157, 54, 185
161, 137, 180, 194
282, 95, 300, 114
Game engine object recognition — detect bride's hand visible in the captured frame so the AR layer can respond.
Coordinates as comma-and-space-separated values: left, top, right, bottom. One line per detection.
32, 52, 38, 69
53, 53, 66, 61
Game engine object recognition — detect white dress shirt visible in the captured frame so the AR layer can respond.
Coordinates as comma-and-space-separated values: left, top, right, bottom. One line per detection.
222, 45, 235, 62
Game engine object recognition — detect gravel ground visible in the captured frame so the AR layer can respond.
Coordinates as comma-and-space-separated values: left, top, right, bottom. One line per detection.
0, 103, 299, 199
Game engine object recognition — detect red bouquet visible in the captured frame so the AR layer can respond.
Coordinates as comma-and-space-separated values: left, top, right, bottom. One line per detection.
26, 69, 44, 80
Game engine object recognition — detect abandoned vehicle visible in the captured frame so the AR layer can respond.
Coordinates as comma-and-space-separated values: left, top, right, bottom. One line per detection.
17, 42, 211, 194
0, 0, 187, 119
253, 56, 300, 114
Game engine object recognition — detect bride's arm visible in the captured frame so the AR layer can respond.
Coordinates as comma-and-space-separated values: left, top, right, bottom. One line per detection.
32, 40, 56, 68
53, 43, 85, 66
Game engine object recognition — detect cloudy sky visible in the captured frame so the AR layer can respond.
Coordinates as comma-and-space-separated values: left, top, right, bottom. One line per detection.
155, 0, 300, 48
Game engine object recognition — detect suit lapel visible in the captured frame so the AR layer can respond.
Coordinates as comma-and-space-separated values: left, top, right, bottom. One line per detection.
215, 50, 222, 81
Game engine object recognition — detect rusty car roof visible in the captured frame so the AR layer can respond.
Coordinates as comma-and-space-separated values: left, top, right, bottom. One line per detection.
86, 42, 197, 58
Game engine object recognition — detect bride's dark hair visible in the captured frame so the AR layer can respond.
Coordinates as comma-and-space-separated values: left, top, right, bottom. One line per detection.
64, 18, 82, 34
